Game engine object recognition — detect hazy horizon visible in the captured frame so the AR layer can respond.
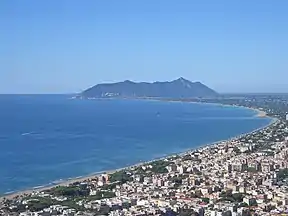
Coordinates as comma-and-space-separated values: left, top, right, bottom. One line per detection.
1, 77, 288, 95
1, 0, 288, 94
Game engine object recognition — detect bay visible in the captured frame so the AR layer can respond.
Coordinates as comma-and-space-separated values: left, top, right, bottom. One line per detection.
0, 95, 271, 194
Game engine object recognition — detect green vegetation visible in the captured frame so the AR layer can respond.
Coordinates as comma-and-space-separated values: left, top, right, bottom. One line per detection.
277, 168, 288, 181
238, 202, 249, 207
12, 189, 115, 213
20, 196, 84, 212
134, 160, 171, 174
86, 191, 116, 201
48, 185, 89, 197
61, 200, 84, 211
149, 160, 171, 173
26, 197, 53, 212
201, 197, 210, 203
249, 199, 258, 206
101, 182, 118, 191
247, 167, 258, 173
219, 191, 245, 203
265, 151, 275, 156
219, 189, 232, 197
109, 170, 132, 183
95, 204, 111, 215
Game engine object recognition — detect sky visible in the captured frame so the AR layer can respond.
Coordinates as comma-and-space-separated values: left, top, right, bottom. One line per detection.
1, 0, 288, 94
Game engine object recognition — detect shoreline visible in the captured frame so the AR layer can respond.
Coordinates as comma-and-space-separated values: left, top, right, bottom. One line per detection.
0, 102, 277, 202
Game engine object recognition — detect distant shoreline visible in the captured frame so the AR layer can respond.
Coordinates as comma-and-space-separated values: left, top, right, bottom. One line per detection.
74, 96, 268, 117
0, 99, 276, 201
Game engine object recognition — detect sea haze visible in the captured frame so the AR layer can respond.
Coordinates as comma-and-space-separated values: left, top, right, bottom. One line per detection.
0, 95, 271, 194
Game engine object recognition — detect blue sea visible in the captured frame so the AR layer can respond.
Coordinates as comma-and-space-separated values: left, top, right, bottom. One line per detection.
0, 95, 272, 194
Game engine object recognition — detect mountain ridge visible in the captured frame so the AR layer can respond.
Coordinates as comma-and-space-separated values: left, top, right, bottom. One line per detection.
81, 78, 218, 98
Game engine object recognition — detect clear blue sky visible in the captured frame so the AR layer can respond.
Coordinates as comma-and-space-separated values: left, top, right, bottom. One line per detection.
1, 0, 287, 94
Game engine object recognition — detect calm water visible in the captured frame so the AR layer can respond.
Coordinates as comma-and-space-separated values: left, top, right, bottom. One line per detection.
0, 95, 271, 194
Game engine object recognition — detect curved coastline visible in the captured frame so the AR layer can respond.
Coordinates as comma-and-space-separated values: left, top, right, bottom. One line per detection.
0, 102, 278, 201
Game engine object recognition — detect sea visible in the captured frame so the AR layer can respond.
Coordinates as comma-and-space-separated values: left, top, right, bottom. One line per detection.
0, 95, 272, 195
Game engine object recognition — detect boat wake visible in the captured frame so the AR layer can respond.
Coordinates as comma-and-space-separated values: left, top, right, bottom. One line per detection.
21, 132, 34, 136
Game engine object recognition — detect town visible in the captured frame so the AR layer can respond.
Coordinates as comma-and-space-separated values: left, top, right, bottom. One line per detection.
1, 94, 288, 216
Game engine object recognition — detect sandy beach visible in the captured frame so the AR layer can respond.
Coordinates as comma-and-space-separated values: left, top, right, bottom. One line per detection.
0, 159, 160, 202
255, 110, 267, 117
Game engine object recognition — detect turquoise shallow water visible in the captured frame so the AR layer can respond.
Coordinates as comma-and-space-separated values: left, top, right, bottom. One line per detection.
0, 95, 271, 194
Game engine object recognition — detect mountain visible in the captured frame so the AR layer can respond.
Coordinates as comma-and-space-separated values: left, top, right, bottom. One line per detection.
81, 77, 218, 98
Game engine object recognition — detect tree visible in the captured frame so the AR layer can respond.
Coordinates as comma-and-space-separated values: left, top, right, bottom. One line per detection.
232, 193, 244, 202
102, 182, 117, 191
277, 168, 288, 181
201, 198, 210, 203
49, 186, 89, 197
109, 170, 132, 183
27, 197, 54, 212
149, 160, 171, 173
249, 198, 257, 207
233, 147, 241, 154
238, 202, 249, 208
220, 189, 232, 198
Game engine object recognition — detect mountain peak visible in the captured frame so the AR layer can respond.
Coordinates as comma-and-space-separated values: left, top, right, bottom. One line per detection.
172, 77, 194, 88
175, 77, 191, 82
123, 80, 134, 84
